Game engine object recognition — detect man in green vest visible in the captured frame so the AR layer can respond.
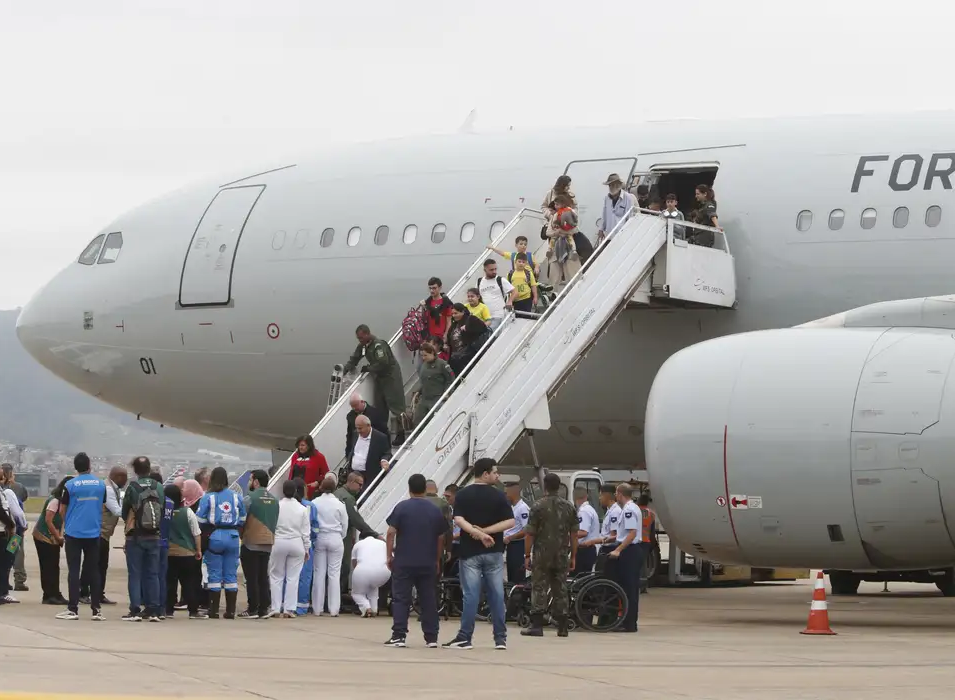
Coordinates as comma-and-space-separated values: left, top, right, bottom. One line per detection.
239, 470, 279, 619
335, 471, 380, 603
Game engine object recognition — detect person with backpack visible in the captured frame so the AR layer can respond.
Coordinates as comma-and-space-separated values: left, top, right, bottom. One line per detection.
477, 259, 516, 332
506, 253, 538, 313
196, 466, 247, 619
121, 456, 164, 622
423, 277, 454, 340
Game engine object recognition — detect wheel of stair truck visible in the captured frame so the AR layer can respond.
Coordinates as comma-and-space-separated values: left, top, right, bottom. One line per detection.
827, 570, 861, 596
573, 577, 628, 632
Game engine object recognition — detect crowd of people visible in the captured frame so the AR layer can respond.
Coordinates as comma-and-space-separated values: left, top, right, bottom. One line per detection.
0, 444, 654, 649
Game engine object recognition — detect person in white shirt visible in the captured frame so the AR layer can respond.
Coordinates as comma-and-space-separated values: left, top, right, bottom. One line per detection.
350, 532, 390, 617
503, 483, 530, 583
311, 476, 348, 616
608, 483, 642, 633
596, 484, 621, 556
269, 480, 311, 618
572, 488, 601, 575
477, 259, 516, 331
597, 173, 637, 243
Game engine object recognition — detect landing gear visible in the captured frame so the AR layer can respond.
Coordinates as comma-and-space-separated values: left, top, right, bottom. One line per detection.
828, 570, 861, 596
935, 571, 955, 597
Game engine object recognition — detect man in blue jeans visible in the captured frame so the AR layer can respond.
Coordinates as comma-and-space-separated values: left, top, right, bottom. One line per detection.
443, 458, 515, 650
384, 473, 448, 648
121, 457, 163, 622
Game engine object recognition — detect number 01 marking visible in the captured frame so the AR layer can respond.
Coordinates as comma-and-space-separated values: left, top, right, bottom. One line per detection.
140, 357, 157, 375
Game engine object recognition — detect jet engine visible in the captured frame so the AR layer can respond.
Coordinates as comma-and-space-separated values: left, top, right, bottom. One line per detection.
645, 296, 955, 571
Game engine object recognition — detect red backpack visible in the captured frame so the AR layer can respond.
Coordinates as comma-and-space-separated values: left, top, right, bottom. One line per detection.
401, 305, 428, 352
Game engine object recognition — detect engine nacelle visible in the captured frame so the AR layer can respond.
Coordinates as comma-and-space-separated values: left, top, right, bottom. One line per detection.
646, 326, 955, 570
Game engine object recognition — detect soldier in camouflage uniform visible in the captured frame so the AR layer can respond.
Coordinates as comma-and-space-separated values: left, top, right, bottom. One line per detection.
344, 324, 407, 444
521, 472, 579, 637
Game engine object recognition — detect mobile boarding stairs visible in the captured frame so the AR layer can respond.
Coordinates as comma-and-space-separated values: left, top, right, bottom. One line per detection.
269, 208, 736, 532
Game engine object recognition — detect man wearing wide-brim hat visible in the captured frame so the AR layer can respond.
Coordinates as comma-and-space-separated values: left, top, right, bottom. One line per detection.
598, 173, 636, 242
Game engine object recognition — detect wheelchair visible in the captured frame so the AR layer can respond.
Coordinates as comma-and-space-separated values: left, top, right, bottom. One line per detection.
506, 569, 628, 633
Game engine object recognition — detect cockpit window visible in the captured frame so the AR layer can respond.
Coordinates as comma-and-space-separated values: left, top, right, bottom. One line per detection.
77, 234, 106, 265
97, 232, 124, 264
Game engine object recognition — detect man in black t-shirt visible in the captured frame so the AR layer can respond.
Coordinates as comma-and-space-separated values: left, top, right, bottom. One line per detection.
442, 458, 514, 651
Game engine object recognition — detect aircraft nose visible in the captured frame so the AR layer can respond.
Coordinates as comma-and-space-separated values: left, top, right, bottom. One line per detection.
15, 269, 112, 395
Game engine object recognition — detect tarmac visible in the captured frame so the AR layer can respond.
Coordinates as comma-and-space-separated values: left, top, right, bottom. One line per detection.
3, 538, 955, 700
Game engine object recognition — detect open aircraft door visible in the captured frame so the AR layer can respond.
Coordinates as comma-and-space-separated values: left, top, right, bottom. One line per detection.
562, 158, 637, 232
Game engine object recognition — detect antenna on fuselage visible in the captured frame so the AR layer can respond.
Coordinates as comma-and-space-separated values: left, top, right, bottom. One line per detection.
458, 108, 477, 134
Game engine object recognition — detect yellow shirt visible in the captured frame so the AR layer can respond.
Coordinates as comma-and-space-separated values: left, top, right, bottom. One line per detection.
509, 268, 537, 302
467, 302, 491, 323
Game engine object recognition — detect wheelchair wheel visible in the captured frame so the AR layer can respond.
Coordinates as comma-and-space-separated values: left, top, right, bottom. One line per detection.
574, 578, 628, 632
411, 585, 447, 618
517, 610, 531, 628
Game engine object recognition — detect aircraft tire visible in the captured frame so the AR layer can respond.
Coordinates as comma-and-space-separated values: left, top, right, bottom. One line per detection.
828, 570, 861, 595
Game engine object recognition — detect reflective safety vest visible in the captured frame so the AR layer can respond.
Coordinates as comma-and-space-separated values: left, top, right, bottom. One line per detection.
640, 506, 655, 544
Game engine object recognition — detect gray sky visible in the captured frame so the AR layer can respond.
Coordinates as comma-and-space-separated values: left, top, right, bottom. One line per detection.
1, 1, 951, 310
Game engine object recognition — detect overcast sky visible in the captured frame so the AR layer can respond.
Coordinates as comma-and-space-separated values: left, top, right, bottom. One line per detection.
1, 1, 952, 310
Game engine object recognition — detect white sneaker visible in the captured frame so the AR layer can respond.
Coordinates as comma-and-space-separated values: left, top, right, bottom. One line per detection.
91, 612, 106, 622
2, 594, 20, 604
56, 610, 79, 621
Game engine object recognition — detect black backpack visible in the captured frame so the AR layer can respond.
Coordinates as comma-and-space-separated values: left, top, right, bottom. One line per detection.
573, 232, 594, 263
134, 480, 163, 535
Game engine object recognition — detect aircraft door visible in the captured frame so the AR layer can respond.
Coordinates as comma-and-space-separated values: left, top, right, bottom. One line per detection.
561, 158, 637, 233
179, 185, 265, 307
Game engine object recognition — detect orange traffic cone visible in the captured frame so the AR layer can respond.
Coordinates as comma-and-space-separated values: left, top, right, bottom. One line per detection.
801, 571, 836, 635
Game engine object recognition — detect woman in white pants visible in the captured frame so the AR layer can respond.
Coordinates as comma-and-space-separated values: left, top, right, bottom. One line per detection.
350, 532, 390, 617
269, 481, 311, 618
311, 476, 348, 616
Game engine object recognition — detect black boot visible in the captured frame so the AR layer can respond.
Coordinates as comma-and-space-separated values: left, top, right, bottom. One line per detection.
208, 591, 221, 619
556, 615, 570, 638
520, 612, 544, 637
224, 591, 237, 620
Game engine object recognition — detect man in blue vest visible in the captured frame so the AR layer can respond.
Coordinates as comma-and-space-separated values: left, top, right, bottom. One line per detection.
56, 453, 107, 621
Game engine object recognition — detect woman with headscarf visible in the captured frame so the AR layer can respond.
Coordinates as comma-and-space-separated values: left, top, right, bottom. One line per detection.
446, 303, 493, 376
172, 478, 205, 611
164, 484, 206, 619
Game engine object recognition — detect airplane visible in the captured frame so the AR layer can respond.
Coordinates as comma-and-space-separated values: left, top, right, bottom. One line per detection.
15, 111, 955, 590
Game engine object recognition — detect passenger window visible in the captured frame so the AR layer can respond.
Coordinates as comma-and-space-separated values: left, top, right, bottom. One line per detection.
347, 227, 361, 247
97, 232, 124, 264
403, 224, 417, 244
926, 205, 942, 228
828, 209, 845, 231
893, 206, 909, 229
431, 223, 446, 244
489, 220, 505, 242
374, 225, 389, 246
575, 478, 602, 516
320, 228, 335, 247
460, 222, 475, 243
861, 208, 877, 230
77, 234, 106, 265
796, 210, 813, 232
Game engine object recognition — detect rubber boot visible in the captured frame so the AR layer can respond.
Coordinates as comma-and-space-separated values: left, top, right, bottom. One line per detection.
556, 615, 570, 638
224, 591, 237, 620
520, 612, 544, 637
208, 591, 221, 619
